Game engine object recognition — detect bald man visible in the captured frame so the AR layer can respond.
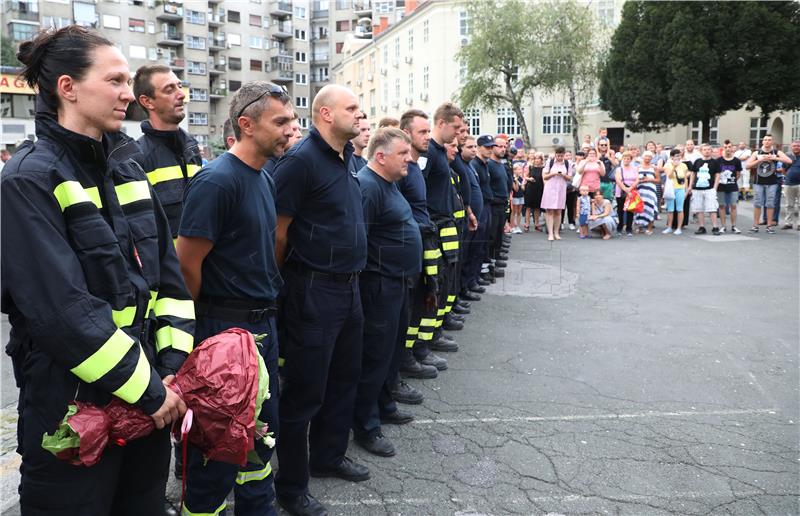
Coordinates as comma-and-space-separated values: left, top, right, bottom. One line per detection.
272, 85, 369, 516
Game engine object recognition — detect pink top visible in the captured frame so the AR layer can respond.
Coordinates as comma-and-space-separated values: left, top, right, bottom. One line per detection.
579, 161, 604, 192
615, 165, 638, 197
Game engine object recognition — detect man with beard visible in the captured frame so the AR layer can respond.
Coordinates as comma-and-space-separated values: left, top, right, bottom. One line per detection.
133, 65, 203, 240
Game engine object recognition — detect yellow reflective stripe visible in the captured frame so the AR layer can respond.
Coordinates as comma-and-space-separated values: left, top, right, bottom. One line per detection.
437, 309, 446, 316
440, 227, 458, 237
115, 180, 151, 206
182, 501, 227, 516
112, 306, 137, 328
146, 290, 158, 318
147, 165, 183, 185
235, 462, 272, 485
420, 318, 436, 326
418, 332, 434, 340
423, 249, 442, 260
53, 181, 103, 211
187, 164, 202, 177
70, 329, 134, 384
442, 241, 460, 251
112, 345, 151, 404
407, 327, 419, 336
278, 357, 285, 367
405, 339, 416, 348
173, 238, 178, 248
425, 265, 439, 275
447, 295, 456, 302
155, 326, 194, 354
154, 297, 195, 320
434, 319, 443, 328
454, 210, 466, 218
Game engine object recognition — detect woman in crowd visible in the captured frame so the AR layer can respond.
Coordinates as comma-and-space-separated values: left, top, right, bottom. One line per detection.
523, 151, 545, 231
634, 150, 660, 234
541, 146, 573, 241
562, 150, 578, 230
662, 148, 687, 234
577, 148, 605, 197
615, 151, 639, 236
510, 162, 525, 233
588, 190, 615, 240
646, 140, 665, 213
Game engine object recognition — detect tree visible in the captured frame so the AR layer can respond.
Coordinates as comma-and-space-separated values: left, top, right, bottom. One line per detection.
1, 35, 21, 68
457, 0, 541, 146
599, 1, 800, 143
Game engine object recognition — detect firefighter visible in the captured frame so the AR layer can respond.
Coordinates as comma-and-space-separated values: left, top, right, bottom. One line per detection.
2, 26, 192, 515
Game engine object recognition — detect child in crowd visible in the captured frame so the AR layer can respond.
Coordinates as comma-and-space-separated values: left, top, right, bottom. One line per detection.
578, 184, 591, 239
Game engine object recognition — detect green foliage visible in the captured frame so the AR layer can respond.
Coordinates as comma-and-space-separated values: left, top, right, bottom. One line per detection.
600, 1, 800, 140
1, 35, 21, 68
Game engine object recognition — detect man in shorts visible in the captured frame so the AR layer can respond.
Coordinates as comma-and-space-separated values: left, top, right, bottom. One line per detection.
687, 143, 720, 235
716, 140, 742, 233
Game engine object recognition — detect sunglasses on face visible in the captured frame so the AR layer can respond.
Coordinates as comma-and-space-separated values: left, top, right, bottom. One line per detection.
233, 84, 289, 121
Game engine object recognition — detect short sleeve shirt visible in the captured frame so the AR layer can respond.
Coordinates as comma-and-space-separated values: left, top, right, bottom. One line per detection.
423, 139, 454, 218
716, 157, 742, 192
179, 152, 283, 301
691, 158, 720, 190
397, 160, 432, 228
273, 126, 367, 273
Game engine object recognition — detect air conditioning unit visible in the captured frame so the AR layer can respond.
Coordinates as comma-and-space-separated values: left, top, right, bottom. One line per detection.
551, 137, 565, 145
405, 97, 413, 105
381, 105, 388, 113
356, 80, 362, 86
419, 92, 428, 101
404, 56, 413, 64
392, 59, 399, 67
156, 48, 165, 56
380, 67, 387, 76
366, 73, 373, 81
460, 37, 469, 46
391, 100, 399, 108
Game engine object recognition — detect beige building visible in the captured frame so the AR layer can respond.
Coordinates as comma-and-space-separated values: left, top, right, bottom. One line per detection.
1, 0, 312, 147
333, 0, 800, 152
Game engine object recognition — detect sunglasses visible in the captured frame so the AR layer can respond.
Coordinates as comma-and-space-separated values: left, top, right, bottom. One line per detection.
233, 84, 289, 121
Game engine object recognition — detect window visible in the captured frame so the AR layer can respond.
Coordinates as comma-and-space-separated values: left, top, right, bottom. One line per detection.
230, 80, 242, 91
102, 14, 120, 29
228, 57, 242, 70
749, 117, 769, 149
382, 45, 388, 65
597, 0, 615, 27
408, 73, 413, 98
186, 10, 205, 24
249, 14, 261, 26
395, 78, 400, 99
187, 35, 206, 50
792, 112, 800, 142
541, 106, 570, 135
423, 20, 429, 43
497, 106, 520, 135
189, 112, 208, 125
249, 36, 263, 49
295, 51, 307, 63
369, 89, 376, 116
129, 44, 146, 59
72, 2, 97, 28
0, 93, 36, 118
382, 81, 388, 106
423, 65, 429, 91
227, 10, 240, 23
250, 59, 263, 71
394, 37, 400, 60
295, 73, 308, 84
358, 94, 364, 111
294, 6, 306, 18
126, 17, 144, 32
299, 118, 309, 129
459, 10, 469, 36
190, 88, 208, 101
42, 16, 70, 28
295, 96, 308, 108
691, 118, 719, 145
407, 28, 414, 52
10, 22, 37, 41
228, 33, 241, 46
464, 108, 480, 136
188, 61, 207, 75
148, 47, 158, 60
335, 42, 344, 54
294, 29, 306, 40
336, 20, 350, 31
147, 21, 155, 34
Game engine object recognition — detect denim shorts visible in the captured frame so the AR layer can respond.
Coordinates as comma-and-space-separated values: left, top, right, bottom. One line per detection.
664, 188, 686, 212
754, 183, 779, 208
717, 190, 738, 207
579, 213, 588, 226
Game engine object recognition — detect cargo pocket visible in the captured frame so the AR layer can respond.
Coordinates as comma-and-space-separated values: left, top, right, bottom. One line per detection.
67, 216, 129, 301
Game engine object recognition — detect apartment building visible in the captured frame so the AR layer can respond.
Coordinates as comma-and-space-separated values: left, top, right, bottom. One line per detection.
1, 0, 312, 147
333, 0, 800, 151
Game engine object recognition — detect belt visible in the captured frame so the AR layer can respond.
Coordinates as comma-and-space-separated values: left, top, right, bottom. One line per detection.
287, 261, 360, 283
195, 298, 277, 323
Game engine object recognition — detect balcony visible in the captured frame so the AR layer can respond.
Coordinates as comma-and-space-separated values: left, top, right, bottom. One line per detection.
272, 21, 292, 39
353, 0, 371, 16
312, 2, 328, 19
208, 62, 226, 75
268, 46, 291, 59
210, 88, 227, 99
271, 68, 294, 83
156, 2, 183, 21
157, 30, 184, 46
312, 53, 329, 63
208, 36, 226, 51
168, 57, 185, 70
208, 14, 225, 26
270, 1, 292, 18
4, 1, 39, 21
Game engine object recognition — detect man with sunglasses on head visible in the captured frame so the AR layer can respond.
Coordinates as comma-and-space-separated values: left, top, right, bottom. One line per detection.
596, 137, 618, 204
176, 81, 294, 516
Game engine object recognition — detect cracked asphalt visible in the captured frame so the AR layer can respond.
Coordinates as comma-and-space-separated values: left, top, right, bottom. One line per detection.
3, 204, 799, 515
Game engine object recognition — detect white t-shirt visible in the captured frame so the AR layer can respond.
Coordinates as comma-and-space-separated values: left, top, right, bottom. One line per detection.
683, 149, 702, 163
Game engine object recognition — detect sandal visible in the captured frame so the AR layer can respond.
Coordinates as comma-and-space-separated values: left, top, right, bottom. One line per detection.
524, 224, 530, 232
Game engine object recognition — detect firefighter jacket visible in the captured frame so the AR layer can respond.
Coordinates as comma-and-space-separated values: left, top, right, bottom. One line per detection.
136, 120, 203, 239
1, 115, 195, 416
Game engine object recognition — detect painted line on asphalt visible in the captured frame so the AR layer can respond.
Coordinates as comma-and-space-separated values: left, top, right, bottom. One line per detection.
412, 408, 778, 425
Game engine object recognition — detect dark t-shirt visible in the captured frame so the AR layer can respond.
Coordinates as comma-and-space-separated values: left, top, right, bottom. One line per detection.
691, 158, 720, 190
397, 160, 432, 227
273, 127, 367, 273
358, 167, 422, 278
598, 156, 613, 183
716, 156, 742, 192
470, 157, 493, 202
488, 159, 509, 201
423, 139, 454, 218
179, 152, 283, 301
463, 157, 484, 217
752, 149, 779, 185
347, 153, 367, 177
785, 153, 800, 186
512, 176, 525, 198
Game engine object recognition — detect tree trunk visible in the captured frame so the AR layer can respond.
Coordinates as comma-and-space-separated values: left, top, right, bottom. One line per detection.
568, 80, 580, 151
504, 72, 531, 148
701, 114, 711, 144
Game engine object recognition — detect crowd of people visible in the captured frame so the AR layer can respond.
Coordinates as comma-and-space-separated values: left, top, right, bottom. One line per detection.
3, 25, 800, 516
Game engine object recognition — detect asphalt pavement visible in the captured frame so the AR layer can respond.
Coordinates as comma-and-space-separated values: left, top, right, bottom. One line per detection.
2, 201, 799, 515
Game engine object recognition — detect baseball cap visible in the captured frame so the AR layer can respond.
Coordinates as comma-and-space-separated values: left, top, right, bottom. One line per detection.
477, 135, 496, 147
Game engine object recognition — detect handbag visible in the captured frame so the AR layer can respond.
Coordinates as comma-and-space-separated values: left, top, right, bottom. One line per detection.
624, 188, 645, 213
571, 171, 583, 189
663, 176, 676, 200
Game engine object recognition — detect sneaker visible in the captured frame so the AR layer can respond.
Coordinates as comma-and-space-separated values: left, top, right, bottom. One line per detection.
748, 226, 759, 233
694, 227, 707, 234
730, 226, 741, 234
711, 227, 720, 235
781, 224, 793, 230
674, 228, 682, 235
568, 223, 576, 230
718, 226, 726, 234
766, 226, 776, 234
662, 228, 673, 234
626, 232, 633, 237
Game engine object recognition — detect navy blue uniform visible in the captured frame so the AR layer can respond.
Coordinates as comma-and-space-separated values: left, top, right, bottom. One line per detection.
273, 127, 367, 499
179, 152, 282, 516
461, 157, 487, 290
488, 159, 510, 260
424, 139, 455, 218
263, 155, 280, 177
347, 153, 368, 176
354, 166, 421, 439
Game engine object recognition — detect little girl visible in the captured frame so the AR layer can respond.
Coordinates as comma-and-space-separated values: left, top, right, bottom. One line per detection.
578, 184, 591, 238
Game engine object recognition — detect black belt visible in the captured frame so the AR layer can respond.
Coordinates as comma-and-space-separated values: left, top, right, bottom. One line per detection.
195, 298, 277, 323
286, 261, 360, 283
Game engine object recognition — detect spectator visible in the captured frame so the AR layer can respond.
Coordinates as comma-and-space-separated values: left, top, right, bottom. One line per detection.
662, 149, 687, 235
582, 134, 593, 148
577, 148, 605, 196
588, 190, 615, 240
562, 150, 578, 230
683, 139, 702, 163
594, 127, 608, 148
688, 143, 721, 235
734, 141, 753, 199
596, 138, 618, 202
523, 152, 545, 232
0, 148, 10, 172
717, 139, 743, 234
378, 117, 400, 128
781, 140, 800, 230
510, 162, 525, 233
541, 146, 573, 241
347, 117, 371, 175
577, 184, 591, 239
646, 140, 665, 210
615, 151, 639, 236
746, 134, 792, 234
634, 151, 660, 234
